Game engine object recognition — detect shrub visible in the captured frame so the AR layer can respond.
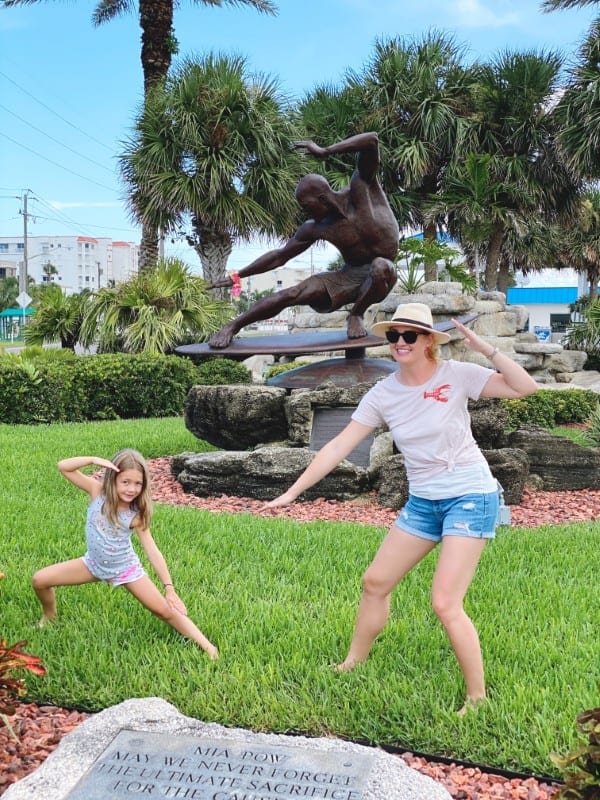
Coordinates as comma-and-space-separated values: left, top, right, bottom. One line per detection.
582, 403, 600, 447
502, 389, 598, 430
194, 358, 252, 385
0, 639, 46, 740
264, 360, 310, 380
551, 708, 600, 799
0, 354, 199, 423
0, 353, 255, 424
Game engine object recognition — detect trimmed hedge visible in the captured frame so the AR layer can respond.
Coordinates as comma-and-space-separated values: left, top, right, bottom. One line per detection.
0, 354, 251, 424
3, 353, 595, 430
502, 388, 598, 430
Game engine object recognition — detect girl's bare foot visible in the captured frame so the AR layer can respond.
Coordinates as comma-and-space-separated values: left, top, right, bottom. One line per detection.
457, 696, 486, 716
205, 645, 219, 660
37, 613, 56, 629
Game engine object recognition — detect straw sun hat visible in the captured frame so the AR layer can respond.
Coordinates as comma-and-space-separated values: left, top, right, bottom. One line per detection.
371, 302, 450, 344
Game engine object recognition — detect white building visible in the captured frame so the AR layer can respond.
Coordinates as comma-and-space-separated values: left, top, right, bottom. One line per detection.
0, 235, 139, 293
508, 268, 585, 337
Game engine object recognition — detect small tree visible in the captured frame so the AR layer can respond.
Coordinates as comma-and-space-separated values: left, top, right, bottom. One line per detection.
563, 296, 600, 370
24, 285, 88, 351
395, 237, 473, 293
79, 257, 230, 354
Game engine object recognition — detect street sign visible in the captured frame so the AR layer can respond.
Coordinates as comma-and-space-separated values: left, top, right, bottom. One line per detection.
16, 291, 32, 309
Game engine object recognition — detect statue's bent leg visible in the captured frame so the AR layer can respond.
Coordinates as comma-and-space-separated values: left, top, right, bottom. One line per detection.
209, 286, 302, 348
346, 258, 397, 339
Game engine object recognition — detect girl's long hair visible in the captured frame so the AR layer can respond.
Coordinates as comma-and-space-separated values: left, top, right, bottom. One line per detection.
101, 449, 152, 530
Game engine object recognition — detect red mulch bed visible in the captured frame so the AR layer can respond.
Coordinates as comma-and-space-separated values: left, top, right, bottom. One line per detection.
6, 456, 592, 799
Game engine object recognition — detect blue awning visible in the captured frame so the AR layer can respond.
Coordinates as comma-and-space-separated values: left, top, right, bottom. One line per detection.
507, 287, 578, 305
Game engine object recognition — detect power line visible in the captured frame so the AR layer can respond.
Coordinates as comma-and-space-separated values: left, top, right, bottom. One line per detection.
28, 192, 109, 239
0, 69, 114, 153
0, 103, 116, 174
0, 131, 118, 192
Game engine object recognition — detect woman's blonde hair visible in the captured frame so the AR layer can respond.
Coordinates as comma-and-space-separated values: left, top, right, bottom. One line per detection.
101, 449, 152, 530
426, 339, 442, 363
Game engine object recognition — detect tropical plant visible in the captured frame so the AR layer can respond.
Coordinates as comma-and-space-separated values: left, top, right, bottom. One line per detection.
396, 237, 471, 291
41, 261, 58, 283
551, 708, 600, 799
0, 276, 19, 312
557, 191, 600, 296
298, 33, 477, 280
581, 403, 600, 446
79, 257, 229, 354
0, 0, 277, 269
236, 288, 274, 313
462, 50, 580, 290
0, 639, 46, 740
120, 53, 303, 287
23, 285, 89, 351
429, 153, 533, 291
563, 296, 600, 365
554, 18, 600, 180
355, 32, 477, 279
542, 0, 599, 9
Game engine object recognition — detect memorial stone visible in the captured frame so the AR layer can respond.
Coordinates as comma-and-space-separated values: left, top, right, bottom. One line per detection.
2, 698, 452, 800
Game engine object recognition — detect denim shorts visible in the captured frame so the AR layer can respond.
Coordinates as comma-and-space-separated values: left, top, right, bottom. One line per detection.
396, 491, 499, 542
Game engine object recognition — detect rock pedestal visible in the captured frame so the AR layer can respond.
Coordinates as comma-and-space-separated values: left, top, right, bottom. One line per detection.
177, 384, 530, 509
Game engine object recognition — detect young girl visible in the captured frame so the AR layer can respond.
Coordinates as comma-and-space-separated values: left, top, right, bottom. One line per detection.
32, 449, 218, 659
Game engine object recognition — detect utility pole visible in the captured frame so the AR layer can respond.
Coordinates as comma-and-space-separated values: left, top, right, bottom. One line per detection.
20, 191, 30, 293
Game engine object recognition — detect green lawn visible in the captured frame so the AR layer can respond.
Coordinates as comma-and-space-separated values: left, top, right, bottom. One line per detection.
0, 418, 597, 777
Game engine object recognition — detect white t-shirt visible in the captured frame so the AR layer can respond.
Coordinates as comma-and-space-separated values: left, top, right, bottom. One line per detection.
352, 360, 497, 498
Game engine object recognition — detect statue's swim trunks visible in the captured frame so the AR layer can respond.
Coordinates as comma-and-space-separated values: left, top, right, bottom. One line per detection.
307, 263, 373, 313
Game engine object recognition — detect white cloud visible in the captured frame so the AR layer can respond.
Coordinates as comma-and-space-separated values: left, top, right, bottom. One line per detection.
452, 0, 520, 29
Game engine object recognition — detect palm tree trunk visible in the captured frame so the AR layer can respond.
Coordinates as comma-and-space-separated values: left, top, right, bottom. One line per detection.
484, 222, 505, 291
137, 0, 174, 271
138, 223, 159, 272
497, 254, 512, 296
423, 220, 438, 281
139, 0, 174, 94
191, 219, 233, 299
589, 268, 599, 300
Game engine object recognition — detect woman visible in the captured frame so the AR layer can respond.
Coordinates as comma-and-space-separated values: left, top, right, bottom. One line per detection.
267, 302, 537, 713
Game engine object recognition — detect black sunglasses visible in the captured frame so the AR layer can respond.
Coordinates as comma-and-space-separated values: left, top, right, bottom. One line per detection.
385, 329, 429, 344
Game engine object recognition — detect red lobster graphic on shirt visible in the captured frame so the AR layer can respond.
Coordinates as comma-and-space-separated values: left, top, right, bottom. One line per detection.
423, 383, 451, 402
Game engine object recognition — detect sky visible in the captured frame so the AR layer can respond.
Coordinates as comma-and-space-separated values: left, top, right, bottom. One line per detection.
1, 0, 598, 274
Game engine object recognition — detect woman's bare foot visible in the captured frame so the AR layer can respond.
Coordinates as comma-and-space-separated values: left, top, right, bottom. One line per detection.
37, 613, 56, 629
334, 657, 363, 673
457, 696, 486, 716
205, 644, 219, 660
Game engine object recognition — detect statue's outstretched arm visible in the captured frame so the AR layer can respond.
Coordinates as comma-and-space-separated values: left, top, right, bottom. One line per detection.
293, 133, 379, 180
206, 233, 312, 290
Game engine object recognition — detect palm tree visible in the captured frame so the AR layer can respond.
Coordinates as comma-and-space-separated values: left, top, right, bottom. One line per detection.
0, 0, 277, 269
298, 33, 477, 283
0, 277, 19, 311
79, 257, 229, 353
462, 50, 579, 290
553, 20, 600, 179
542, 0, 599, 9
557, 190, 600, 296
430, 153, 547, 292
23, 285, 88, 350
355, 33, 477, 279
120, 54, 304, 288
